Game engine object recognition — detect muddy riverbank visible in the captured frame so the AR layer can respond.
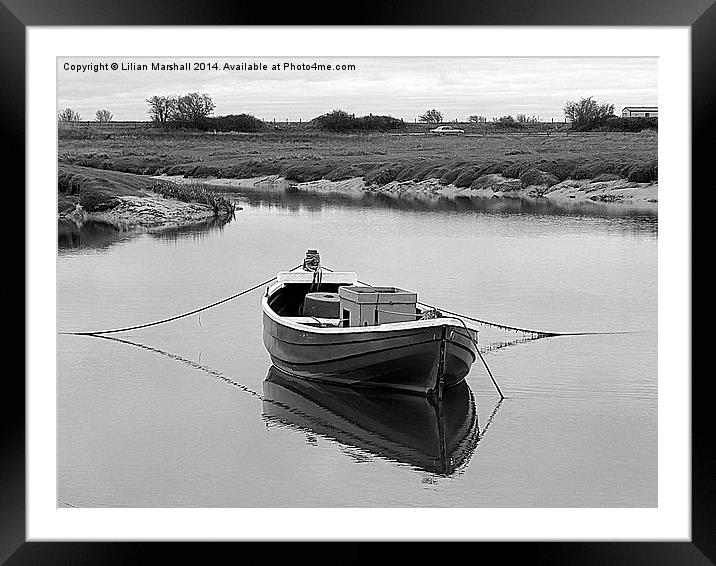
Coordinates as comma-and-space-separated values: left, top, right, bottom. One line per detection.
160, 173, 658, 209
58, 165, 223, 230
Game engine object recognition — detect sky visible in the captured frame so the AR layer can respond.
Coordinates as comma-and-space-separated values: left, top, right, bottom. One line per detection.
57, 57, 657, 122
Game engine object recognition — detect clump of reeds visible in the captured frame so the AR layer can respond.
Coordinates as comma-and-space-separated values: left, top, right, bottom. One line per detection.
150, 181, 236, 217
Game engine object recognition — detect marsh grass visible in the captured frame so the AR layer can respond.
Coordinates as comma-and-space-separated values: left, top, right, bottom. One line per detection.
60, 129, 657, 187
150, 181, 236, 217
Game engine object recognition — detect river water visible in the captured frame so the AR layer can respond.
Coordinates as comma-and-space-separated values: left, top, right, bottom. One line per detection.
57, 185, 657, 507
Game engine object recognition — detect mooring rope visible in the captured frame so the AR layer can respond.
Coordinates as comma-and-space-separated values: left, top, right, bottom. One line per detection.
418, 303, 555, 337
59, 258, 634, 342
374, 306, 504, 398
452, 318, 505, 399
58, 264, 303, 336
323, 265, 633, 338
92, 333, 265, 399
87, 332, 492, 476
416, 303, 636, 338
302, 249, 321, 272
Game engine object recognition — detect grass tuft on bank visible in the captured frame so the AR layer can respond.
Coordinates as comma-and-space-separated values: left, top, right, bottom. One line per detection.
57, 164, 235, 219
149, 181, 236, 217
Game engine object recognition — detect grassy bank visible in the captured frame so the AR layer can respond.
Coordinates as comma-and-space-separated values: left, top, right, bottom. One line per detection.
59, 129, 657, 193
58, 164, 157, 214
58, 164, 236, 230
149, 181, 236, 217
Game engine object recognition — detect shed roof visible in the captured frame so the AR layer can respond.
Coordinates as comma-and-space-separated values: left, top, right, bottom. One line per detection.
622, 106, 658, 111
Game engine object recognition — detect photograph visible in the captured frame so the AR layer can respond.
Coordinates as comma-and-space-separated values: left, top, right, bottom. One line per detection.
12, 15, 701, 558
55, 55, 659, 508
0, 0, 710, 555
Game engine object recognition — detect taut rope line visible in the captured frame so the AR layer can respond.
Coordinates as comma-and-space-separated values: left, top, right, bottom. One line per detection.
452, 317, 505, 399
420, 304, 637, 337
374, 305, 504, 398
88, 333, 499, 475
321, 265, 635, 338
58, 264, 303, 336
59, 261, 636, 340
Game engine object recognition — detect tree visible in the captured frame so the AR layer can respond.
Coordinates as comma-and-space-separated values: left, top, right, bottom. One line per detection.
146, 95, 177, 123
174, 92, 215, 125
468, 115, 487, 123
515, 114, 539, 123
563, 96, 615, 130
418, 109, 443, 123
147, 92, 216, 127
58, 108, 81, 122
95, 109, 113, 123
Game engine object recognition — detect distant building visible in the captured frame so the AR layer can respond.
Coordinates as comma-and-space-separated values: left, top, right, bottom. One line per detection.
622, 106, 658, 118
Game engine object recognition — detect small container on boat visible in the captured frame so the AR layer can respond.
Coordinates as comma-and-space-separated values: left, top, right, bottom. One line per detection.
303, 292, 341, 318
338, 285, 417, 327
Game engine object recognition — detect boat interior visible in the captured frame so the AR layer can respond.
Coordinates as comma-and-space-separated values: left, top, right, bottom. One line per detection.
267, 281, 429, 328
267, 252, 435, 329
268, 282, 344, 317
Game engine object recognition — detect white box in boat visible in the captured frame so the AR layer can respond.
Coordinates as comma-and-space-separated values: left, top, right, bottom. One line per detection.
338, 286, 417, 327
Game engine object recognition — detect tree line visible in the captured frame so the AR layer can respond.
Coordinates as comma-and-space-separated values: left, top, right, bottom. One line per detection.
417, 109, 536, 124
58, 108, 113, 123
420, 97, 655, 131
58, 94, 656, 132
146, 93, 215, 125
146, 93, 266, 132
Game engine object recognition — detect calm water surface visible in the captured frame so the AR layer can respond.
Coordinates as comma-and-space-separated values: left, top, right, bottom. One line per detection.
57, 187, 657, 507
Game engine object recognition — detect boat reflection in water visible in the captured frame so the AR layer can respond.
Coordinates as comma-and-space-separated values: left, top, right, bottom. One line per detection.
262, 366, 487, 476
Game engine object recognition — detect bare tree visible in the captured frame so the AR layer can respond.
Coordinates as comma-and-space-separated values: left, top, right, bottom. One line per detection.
95, 109, 113, 123
515, 114, 539, 123
468, 115, 487, 123
146, 95, 177, 123
418, 109, 443, 124
58, 108, 81, 122
563, 96, 615, 129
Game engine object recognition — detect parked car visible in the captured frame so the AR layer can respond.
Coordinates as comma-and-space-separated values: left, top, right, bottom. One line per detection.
429, 125, 465, 135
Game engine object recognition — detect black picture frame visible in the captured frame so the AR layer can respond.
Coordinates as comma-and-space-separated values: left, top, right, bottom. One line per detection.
9, 0, 704, 563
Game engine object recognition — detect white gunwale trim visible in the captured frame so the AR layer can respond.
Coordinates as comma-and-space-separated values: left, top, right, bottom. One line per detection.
277, 270, 358, 284
263, 281, 467, 335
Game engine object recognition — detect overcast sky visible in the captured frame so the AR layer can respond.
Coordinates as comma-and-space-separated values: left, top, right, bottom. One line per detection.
57, 57, 657, 122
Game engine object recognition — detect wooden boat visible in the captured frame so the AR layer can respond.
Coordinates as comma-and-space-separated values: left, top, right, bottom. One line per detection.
261, 251, 479, 396
262, 366, 480, 475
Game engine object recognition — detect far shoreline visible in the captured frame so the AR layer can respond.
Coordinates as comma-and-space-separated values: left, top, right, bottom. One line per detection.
158, 173, 658, 212
58, 129, 658, 230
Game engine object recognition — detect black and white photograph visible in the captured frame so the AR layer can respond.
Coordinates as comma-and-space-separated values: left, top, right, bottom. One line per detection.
55, 54, 659, 508
14, 17, 700, 554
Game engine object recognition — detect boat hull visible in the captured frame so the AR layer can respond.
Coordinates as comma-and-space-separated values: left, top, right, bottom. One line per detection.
262, 310, 477, 395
